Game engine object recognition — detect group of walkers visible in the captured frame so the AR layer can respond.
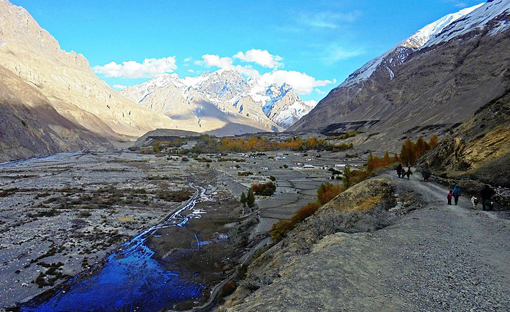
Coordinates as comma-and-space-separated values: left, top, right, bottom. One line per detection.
396, 163, 412, 179
447, 185, 461, 205
447, 184, 494, 210
395, 164, 496, 211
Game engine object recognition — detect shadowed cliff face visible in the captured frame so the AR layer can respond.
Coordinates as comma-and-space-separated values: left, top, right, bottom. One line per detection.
421, 89, 510, 187
290, 12, 510, 151
0, 65, 111, 162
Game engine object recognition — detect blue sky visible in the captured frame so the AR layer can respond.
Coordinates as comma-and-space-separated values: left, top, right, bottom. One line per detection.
11, 0, 484, 101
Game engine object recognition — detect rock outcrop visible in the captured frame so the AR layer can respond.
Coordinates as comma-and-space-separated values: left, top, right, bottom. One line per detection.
222, 178, 397, 310
421, 88, 510, 187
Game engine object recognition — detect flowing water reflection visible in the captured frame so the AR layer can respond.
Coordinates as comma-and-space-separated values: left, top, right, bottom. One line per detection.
21, 185, 206, 312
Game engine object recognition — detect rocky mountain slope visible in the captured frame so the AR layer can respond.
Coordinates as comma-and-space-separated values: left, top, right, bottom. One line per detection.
121, 70, 316, 130
422, 87, 510, 187
0, 0, 205, 161
290, 1, 510, 151
0, 0, 189, 137
0, 64, 111, 161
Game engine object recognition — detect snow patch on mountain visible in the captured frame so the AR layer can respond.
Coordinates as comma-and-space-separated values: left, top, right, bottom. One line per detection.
402, 4, 483, 48
122, 69, 317, 129
338, 1, 506, 89
262, 83, 292, 116
425, 0, 510, 47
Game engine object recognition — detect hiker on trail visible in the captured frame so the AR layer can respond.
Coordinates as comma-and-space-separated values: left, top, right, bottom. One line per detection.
480, 185, 495, 211
447, 190, 453, 205
405, 167, 412, 179
453, 185, 461, 205
397, 164, 403, 178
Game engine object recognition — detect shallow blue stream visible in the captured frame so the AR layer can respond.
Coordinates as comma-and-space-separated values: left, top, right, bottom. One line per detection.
20, 187, 205, 312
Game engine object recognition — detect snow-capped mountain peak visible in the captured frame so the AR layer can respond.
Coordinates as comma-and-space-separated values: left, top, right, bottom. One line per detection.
339, 1, 507, 88
402, 4, 483, 48
425, 0, 510, 47
122, 70, 317, 130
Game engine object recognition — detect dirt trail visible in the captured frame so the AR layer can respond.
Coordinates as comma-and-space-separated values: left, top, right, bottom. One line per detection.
228, 172, 510, 312
384, 171, 510, 311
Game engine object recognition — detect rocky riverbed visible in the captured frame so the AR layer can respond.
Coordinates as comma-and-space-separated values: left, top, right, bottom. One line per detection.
0, 149, 366, 311
0, 151, 222, 310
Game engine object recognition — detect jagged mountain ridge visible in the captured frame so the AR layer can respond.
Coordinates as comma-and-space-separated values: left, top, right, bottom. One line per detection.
121, 69, 316, 130
290, 0, 510, 151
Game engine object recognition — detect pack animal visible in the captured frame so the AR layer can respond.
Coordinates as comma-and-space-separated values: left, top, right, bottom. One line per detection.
471, 196, 479, 209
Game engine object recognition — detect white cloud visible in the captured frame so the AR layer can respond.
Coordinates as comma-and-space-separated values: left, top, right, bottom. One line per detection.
183, 57, 192, 62
93, 56, 177, 79
188, 69, 195, 73
234, 65, 261, 78
443, 0, 468, 8
300, 11, 361, 29
234, 49, 283, 68
315, 88, 326, 95
200, 54, 234, 69
196, 54, 261, 77
194, 52, 333, 96
113, 84, 127, 90
323, 45, 364, 64
259, 70, 335, 95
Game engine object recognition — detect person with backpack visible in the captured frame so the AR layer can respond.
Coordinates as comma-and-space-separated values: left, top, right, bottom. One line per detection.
447, 190, 453, 205
396, 164, 403, 178
453, 185, 461, 205
480, 185, 495, 211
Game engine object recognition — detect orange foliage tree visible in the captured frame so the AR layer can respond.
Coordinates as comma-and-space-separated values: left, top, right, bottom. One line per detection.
270, 182, 343, 240
399, 135, 437, 165
317, 182, 342, 205
429, 134, 438, 148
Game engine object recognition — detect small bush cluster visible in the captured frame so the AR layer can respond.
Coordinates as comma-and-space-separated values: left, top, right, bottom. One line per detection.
194, 157, 213, 163
251, 181, 276, 196
78, 210, 91, 217
270, 183, 342, 240
156, 190, 193, 202
238, 171, 254, 176
326, 131, 358, 140
317, 182, 343, 205
0, 188, 18, 197
217, 157, 246, 162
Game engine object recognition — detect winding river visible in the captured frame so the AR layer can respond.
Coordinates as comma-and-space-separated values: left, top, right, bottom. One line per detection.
20, 185, 207, 312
